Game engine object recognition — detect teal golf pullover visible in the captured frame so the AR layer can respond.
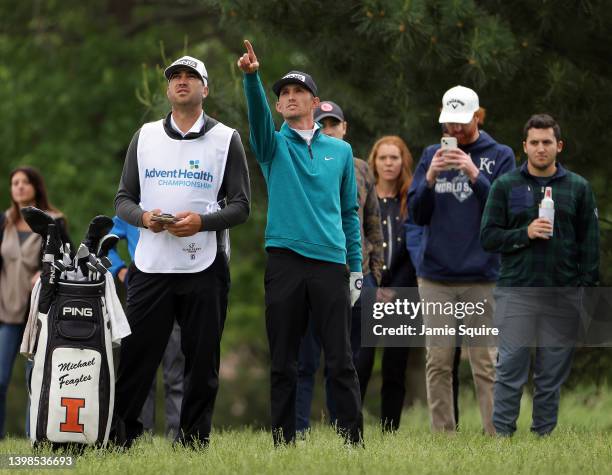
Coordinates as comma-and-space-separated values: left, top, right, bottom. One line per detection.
243, 72, 361, 271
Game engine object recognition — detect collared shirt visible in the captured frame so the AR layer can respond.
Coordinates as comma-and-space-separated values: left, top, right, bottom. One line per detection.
290, 123, 320, 145
170, 111, 205, 137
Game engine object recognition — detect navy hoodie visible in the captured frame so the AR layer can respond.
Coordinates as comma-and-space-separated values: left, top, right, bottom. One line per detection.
408, 131, 515, 282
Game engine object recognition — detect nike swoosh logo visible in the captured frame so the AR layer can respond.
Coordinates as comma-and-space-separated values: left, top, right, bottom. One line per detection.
324, 157, 334, 161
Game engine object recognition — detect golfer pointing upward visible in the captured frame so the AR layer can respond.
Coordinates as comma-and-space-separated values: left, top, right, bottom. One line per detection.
238, 40, 363, 445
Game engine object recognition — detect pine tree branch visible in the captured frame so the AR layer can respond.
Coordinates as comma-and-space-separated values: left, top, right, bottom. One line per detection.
121, 6, 218, 37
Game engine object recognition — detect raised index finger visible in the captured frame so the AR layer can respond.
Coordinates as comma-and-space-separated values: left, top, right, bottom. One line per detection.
244, 40, 255, 58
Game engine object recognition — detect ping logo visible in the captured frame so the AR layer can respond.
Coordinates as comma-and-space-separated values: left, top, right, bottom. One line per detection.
189, 160, 200, 170
60, 397, 85, 433
62, 307, 93, 317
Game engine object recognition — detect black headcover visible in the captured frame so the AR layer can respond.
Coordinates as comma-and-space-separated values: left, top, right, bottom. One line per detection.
82, 216, 114, 255
21, 207, 55, 239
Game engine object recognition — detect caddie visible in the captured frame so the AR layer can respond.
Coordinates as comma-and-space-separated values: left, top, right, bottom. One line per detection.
112, 55, 250, 448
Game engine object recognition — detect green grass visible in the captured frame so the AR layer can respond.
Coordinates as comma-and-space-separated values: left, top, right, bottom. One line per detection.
1, 387, 610, 474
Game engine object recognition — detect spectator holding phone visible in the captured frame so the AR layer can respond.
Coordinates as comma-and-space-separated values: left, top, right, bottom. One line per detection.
408, 86, 515, 434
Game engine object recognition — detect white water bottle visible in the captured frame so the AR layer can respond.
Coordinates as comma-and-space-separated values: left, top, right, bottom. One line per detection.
538, 186, 554, 237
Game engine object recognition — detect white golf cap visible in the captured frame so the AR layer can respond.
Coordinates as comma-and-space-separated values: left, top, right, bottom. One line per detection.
438, 85, 479, 124
164, 55, 208, 85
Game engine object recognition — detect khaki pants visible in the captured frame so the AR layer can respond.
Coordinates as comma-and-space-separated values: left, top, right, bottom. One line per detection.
418, 278, 496, 435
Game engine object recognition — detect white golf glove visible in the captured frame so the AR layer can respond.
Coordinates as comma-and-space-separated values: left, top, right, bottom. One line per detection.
350, 272, 363, 307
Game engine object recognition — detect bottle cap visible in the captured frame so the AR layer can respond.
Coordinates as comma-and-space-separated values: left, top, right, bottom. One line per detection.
541, 187, 554, 208
544, 187, 552, 199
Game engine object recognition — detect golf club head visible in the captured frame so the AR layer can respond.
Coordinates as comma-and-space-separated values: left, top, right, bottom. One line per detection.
96, 233, 119, 258
75, 243, 91, 277
95, 262, 107, 275
63, 242, 72, 259
75, 243, 90, 260
62, 251, 72, 267
86, 262, 98, 280
99, 256, 112, 269
21, 206, 55, 238
88, 254, 108, 276
82, 216, 114, 254
53, 260, 66, 273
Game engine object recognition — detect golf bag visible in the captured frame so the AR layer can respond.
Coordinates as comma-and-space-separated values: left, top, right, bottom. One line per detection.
21, 208, 128, 448
29, 278, 115, 446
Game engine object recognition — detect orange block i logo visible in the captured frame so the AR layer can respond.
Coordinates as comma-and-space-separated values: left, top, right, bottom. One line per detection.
60, 397, 85, 433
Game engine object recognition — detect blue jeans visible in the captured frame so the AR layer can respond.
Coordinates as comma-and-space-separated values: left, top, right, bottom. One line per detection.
0, 323, 25, 439
492, 289, 578, 436
295, 273, 375, 432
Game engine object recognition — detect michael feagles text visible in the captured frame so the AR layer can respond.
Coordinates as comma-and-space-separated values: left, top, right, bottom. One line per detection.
373, 299, 486, 320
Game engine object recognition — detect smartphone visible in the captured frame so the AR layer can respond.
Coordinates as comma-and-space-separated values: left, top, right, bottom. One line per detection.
440, 136, 458, 170
151, 213, 179, 224
441, 137, 458, 150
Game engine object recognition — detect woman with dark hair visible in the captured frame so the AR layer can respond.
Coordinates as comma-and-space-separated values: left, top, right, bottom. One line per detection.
0, 166, 70, 439
357, 136, 418, 432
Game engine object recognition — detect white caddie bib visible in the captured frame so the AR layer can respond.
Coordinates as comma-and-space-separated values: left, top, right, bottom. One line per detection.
134, 119, 233, 273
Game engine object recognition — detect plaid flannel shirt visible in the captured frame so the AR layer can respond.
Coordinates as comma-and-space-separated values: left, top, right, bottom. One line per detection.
480, 162, 599, 287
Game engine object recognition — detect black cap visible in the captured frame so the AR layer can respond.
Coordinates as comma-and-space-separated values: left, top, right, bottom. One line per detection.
272, 71, 318, 97
314, 101, 345, 122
